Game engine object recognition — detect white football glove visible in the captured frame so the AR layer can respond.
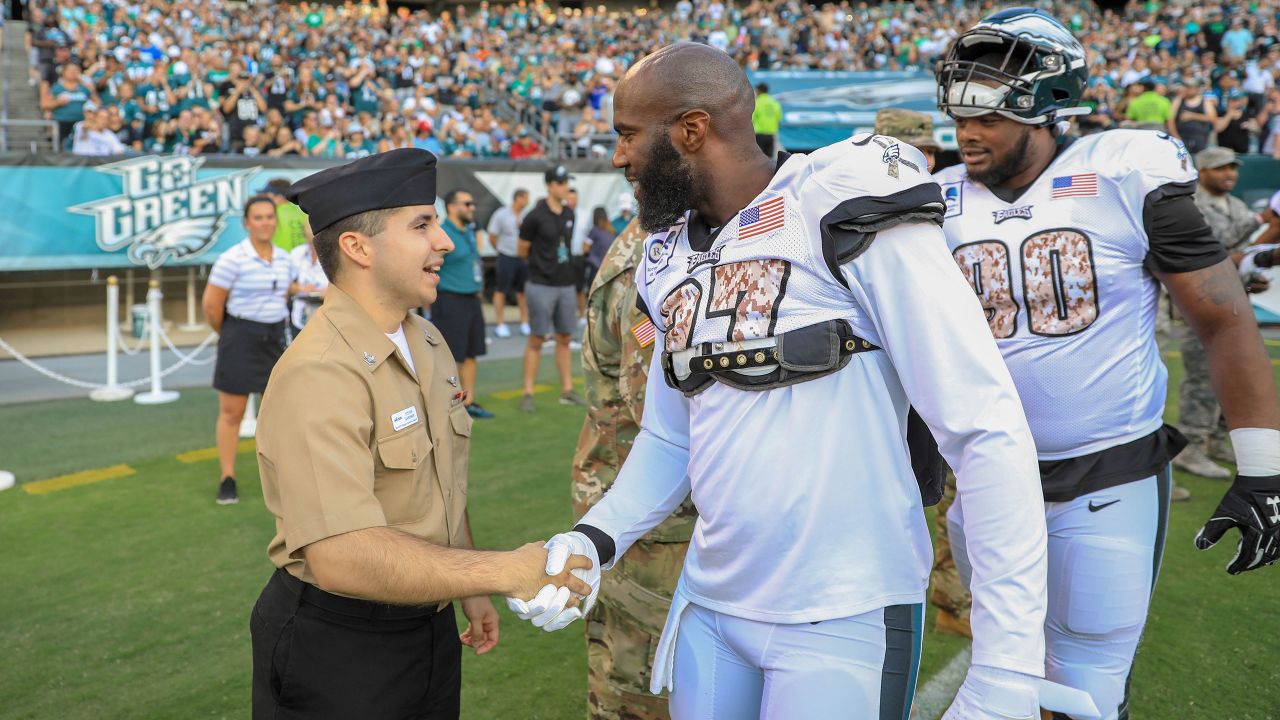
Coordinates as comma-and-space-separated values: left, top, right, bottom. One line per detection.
943, 665, 1100, 720
504, 531, 601, 632
944, 665, 1039, 720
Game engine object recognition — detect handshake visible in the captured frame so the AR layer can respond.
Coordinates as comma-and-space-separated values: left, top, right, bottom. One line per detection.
506, 532, 602, 632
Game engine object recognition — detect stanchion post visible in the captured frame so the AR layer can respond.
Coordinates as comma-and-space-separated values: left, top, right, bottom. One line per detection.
134, 279, 180, 405
239, 393, 258, 438
91, 275, 134, 402
179, 265, 206, 331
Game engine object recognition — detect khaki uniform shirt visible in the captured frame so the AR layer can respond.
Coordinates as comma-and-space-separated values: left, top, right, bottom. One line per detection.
257, 284, 473, 587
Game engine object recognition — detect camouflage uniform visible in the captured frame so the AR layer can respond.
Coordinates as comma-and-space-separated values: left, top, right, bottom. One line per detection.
1180, 185, 1260, 449
572, 219, 698, 720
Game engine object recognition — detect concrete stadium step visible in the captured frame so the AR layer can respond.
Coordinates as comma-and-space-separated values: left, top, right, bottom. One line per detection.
3, 21, 44, 123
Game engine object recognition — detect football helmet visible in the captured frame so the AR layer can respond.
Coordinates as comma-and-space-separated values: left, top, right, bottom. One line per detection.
936, 7, 1090, 126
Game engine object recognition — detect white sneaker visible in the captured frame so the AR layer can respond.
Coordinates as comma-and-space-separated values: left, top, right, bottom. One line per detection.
520, 323, 531, 336
494, 323, 511, 338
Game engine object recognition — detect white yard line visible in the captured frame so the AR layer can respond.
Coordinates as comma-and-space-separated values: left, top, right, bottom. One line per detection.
913, 647, 971, 720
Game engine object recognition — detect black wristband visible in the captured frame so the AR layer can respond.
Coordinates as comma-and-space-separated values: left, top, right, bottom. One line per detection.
572, 523, 617, 566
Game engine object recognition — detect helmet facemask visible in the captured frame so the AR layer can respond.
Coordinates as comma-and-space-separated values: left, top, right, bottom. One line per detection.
937, 28, 1089, 126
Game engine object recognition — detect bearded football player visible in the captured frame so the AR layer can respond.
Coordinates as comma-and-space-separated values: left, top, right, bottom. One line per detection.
508, 42, 1100, 720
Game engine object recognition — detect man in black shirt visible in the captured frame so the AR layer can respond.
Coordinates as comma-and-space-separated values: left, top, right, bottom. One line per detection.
219, 61, 266, 153
517, 166, 586, 412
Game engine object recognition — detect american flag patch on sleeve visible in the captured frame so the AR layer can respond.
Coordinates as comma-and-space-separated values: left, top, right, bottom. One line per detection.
738, 196, 786, 239
1050, 173, 1098, 199
631, 318, 657, 348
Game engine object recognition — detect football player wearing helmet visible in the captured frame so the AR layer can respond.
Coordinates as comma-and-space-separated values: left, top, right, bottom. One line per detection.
506, 42, 1099, 720
935, 8, 1280, 720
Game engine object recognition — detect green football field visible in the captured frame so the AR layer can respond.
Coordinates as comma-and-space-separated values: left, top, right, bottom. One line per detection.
0, 347, 1278, 719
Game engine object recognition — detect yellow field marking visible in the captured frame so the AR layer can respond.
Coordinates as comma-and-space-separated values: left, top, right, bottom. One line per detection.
490, 376, 585, 401
492, 384, 553, 400
23, 464, 136, 495
176, 439, 256, 464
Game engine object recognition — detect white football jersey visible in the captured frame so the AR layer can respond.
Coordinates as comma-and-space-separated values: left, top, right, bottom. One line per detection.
580, 137, 1051, 675
935, 130, 1196, 460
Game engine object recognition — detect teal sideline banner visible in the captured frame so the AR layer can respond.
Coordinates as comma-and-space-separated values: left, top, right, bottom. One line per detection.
0, 155, 629, 272
747, 70, 954, 151
0, 157, 313, 271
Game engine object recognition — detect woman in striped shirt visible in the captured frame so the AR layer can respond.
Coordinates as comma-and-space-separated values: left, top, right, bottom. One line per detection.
202, 195, 294, 505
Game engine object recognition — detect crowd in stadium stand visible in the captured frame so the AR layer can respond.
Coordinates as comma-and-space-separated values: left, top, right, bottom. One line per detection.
22, 0, 1280, 158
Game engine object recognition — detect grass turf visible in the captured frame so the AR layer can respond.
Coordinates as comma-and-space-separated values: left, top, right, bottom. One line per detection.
0, 349, 1276, 719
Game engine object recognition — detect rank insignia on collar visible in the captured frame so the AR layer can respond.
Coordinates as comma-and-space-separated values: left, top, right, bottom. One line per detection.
363, 352, 376, 366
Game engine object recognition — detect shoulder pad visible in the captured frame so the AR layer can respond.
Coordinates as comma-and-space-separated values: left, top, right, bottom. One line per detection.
1077, 129, 1196, 188
805, 135, 945, 234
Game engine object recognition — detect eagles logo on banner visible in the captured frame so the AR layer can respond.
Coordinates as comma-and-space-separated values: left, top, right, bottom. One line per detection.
69, 155, 258, 269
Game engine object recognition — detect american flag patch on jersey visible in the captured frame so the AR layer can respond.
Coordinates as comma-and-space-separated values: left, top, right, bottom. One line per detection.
739, 196, 786, 240
1050, 173, 1098, 199
631, 318, 657, 348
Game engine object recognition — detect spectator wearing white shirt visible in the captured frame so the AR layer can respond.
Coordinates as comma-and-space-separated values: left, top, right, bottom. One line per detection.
71, 107, 127, 156
201, 195, 293, 506
288, 230, 329, 337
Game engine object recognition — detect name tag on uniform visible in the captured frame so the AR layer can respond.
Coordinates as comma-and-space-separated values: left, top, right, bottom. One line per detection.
391, 406, 420, 432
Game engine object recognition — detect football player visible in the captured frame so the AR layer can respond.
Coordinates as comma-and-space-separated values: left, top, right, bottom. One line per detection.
933, 8, 1280, 720
508, 42, 1097, 720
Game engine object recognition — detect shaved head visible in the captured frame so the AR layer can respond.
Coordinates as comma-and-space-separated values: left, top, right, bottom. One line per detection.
617, 43, 756, 142
612, 43, 764, 232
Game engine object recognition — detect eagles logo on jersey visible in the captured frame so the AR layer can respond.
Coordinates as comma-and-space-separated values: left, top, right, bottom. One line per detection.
935, 129, 1197, 460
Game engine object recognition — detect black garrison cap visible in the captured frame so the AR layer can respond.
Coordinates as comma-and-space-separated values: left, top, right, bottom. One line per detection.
284, 148, 438, 234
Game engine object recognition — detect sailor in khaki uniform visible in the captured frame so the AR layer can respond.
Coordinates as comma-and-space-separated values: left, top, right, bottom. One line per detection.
249, 149, 592, 720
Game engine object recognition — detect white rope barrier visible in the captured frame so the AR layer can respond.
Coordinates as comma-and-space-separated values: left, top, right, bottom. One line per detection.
114, 325, 148, 356
158, 324, 217, 366
0, 330, 218, 392
0, 275, 221, 398
0, 334, 109, 390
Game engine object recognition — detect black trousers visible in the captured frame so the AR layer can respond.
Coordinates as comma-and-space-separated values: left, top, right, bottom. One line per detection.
251, 569, 461, 720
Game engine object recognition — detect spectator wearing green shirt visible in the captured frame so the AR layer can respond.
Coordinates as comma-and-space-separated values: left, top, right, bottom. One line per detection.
42, 64, 96, 147
260, 178, 310, 252
752, 81, 782, 157
1124, 79, 1173, 129
432, 190, 494, 419
343, 127, 377, 158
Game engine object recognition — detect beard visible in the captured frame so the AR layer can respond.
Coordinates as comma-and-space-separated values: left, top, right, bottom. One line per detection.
967, 125, 1035, 189
636, 131, 699, 233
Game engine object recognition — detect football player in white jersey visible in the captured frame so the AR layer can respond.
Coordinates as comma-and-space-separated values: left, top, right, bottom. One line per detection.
933, 8, 1280, 720
506, 42, 1098, 720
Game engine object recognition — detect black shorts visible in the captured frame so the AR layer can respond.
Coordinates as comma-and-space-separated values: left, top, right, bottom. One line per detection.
572, 256, 589, 293
213, 315, 287, 395
431, 291, 486, 362
494, 254, 528, 297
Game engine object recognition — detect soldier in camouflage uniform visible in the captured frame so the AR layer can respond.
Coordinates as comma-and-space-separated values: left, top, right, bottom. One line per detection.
1177, 147, 1264, 480
875, 108, 972, 638
572, 218, 698, 720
